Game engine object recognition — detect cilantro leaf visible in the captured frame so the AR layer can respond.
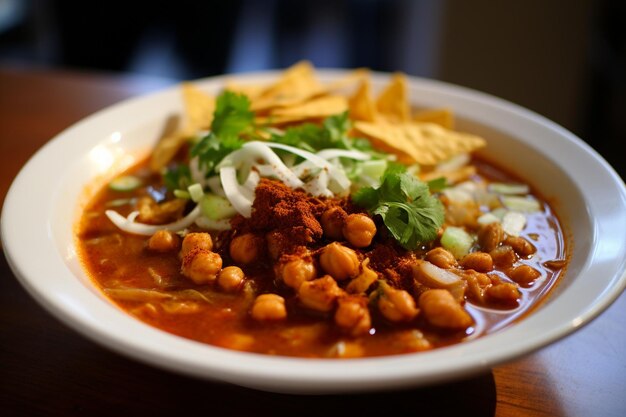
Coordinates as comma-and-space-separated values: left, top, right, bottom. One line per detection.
210, 90, 254, 137
163, 164, 192, 192
189, 90, 252, 176
352, 170, 444, 250
427, 177, 448, 193
191, 132, 244, 175
271, 111, 377, 153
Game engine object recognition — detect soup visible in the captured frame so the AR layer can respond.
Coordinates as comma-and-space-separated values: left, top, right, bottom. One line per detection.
76, 63, 568, 358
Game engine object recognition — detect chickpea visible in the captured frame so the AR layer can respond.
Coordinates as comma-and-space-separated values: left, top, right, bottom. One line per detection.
277, 258, 317, 290
320, 206, 347, 240
463, 270, 492, 304
148, 229, 180, 252
504, 235, 537, 257
489, 245, 517, 268
251, 294, 287, 321
230, 233, 262, 264
478, 222, 504, 252
486, 282, 521, 304
298, 275, 343, 312
319, 242, 359, 280
335, 295, 371, 336
377, 283, 419, 322
419, 289, 473, 330
181, 249, 222, 285
217, 266, 245, 292
346, 258, 378, 294
342, 214, 377, 248
460, 252, 493, 272
508, 264, 541, 284
425, 247, 457, 269
180, 232, 213, 259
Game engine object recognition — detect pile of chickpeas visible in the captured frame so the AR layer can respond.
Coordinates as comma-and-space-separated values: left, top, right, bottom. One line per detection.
146, 203, 543, 337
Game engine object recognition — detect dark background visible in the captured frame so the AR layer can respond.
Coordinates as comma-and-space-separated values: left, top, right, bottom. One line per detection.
1, 0, 624, 178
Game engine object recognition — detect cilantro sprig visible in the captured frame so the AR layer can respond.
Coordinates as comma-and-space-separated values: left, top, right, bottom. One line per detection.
190, 90, 254, 175
272, 111, 376, 154
352, 165, 444, 250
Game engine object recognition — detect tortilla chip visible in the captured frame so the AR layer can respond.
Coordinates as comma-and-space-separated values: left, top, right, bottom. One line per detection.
181, 83, 215, 131
223, 81, 266, 100
413, 108, 455, 130
420, 165, 476, 185
353, 121, 419, 164
255, 115, 318, 126
349, 78, 377, 122
353, 121, 486, 166
150, 84, 214, 172
323, 68, 370, 93
271, 95, 348, 119
376, 72, 410, 122
251, 61, 325, 112
150, 132, 189, 172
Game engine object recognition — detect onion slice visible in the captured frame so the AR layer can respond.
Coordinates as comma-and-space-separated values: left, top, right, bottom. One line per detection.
220, 166, 253, 217
105, 205, 201, 236
316, 149, 370, 160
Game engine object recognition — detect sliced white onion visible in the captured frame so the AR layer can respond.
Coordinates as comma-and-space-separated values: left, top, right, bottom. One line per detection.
189, 156, 207, 186
303, 169, 333, 197
436, 153, 470, 172
105, 205, 201, 236
502, 211, 527, 236
225, 142, 304, 188
502, 196, 541, 212
327, 166, 351, 194
291, 160, 320, 178
206, 175, 226, 197
315, 149, 370, 161
220, 166, 253, 217
259, 141, 352, 193
253, 164, 278, 177
477, 212, 501, 226
442, 188, 474, 204
413, 261, 462, 288
243, 169, 260, 192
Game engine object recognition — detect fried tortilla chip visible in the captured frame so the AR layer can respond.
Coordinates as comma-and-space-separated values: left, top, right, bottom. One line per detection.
349, 77, 377, 122
181, 82, 215, 131
376, 72, 410, 122
353, 121, 419, 164
271, 95, 348, 120
323, 67, 369, 94
353, 121, 486, 166
413, 108, 455, 130
251, 61, 325, 112
150, 84, 215, 172
223, 81, 266, 101
150, 132, 188, 172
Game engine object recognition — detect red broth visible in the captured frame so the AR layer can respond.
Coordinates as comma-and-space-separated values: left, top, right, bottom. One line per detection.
76, 155, 567, 358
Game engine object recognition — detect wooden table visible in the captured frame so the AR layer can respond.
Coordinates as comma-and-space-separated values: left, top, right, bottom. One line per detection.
1, 66, 624, 417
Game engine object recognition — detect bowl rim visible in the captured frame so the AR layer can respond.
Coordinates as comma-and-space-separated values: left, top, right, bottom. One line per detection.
2, 68, 626, 394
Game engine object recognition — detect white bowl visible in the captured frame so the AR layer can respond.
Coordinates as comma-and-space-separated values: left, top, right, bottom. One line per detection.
3, 70, 626, 394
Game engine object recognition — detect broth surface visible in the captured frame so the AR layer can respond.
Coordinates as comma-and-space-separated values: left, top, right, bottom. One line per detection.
77, 155, 566, 358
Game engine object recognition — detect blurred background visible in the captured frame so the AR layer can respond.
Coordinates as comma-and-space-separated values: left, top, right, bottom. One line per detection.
0, 0, 624, 177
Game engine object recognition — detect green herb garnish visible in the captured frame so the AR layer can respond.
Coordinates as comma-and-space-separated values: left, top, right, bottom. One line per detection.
352, 169, 445, 250
163, 164, 192, 192
272, 111, 375, 153
190, 90, 253, 175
